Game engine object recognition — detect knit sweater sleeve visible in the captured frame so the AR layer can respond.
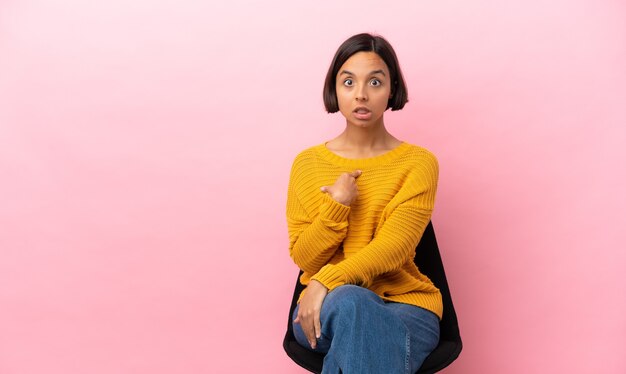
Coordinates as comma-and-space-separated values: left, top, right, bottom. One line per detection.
286, 153, 351, 274
310, 152, 439, 291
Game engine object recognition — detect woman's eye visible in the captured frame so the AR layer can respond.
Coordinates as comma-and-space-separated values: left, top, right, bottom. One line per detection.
343, 79, 353, 86
370, 79, 381, 86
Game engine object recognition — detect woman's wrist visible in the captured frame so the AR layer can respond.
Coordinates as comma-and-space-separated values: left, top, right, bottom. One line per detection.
332, 194, 352, 206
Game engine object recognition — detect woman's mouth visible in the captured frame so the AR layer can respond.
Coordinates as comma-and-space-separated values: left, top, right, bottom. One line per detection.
353, 107, 372, 120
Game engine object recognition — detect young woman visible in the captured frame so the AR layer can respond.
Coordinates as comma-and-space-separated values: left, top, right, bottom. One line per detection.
287, 33, 442, 373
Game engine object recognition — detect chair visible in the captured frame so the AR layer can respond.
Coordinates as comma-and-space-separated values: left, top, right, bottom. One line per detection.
283, 221, 462, 373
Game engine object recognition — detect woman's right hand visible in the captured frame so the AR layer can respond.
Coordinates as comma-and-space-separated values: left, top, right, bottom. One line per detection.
320, 170, 361, 206
293, 280, 328, 349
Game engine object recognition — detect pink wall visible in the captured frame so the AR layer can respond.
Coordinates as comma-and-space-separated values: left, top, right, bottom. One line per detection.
1, 1, 625, 373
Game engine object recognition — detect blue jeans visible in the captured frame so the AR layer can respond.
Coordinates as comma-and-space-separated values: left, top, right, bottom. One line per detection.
293, 285, 440, 374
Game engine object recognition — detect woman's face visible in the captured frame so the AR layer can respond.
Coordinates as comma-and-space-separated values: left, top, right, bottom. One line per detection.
335, 51, 392, 128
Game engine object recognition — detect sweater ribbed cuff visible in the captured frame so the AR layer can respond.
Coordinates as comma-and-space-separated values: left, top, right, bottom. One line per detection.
319, 193, 351, 223
310, 264, 347, 291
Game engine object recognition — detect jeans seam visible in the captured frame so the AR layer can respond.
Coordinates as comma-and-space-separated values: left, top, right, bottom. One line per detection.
405, 331, 411, 374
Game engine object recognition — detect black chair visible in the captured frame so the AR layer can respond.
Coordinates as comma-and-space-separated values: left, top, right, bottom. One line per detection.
283, 221, 462, 373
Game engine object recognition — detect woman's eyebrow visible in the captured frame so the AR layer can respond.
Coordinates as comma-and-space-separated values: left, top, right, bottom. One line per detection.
339, 69, 386, 76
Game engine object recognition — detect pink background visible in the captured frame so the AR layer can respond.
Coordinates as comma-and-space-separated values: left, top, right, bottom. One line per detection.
1, 1, 625, 373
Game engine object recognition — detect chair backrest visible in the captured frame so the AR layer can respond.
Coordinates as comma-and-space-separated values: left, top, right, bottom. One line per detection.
414, 221, 461, 343
284, 221, 462, 374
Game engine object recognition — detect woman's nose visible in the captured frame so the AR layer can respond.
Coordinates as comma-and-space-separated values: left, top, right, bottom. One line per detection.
355, 85, 368, 101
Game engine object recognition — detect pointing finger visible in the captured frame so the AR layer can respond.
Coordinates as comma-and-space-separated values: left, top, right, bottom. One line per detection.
350, 170, 362, 178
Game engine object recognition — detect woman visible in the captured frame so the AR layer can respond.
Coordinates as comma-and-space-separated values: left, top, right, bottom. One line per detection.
287, 33, 442, 373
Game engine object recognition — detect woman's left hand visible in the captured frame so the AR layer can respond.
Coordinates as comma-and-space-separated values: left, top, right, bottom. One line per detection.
293, 279, 328, 349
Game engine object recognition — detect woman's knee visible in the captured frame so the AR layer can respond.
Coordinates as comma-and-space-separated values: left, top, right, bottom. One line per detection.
323, 284, 382, 314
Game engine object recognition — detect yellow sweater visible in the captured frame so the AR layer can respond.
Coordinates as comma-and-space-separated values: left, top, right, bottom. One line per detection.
287, 142, 443, 319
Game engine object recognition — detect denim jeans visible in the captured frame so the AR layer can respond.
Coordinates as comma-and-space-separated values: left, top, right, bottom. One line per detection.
293, 285, 440, 374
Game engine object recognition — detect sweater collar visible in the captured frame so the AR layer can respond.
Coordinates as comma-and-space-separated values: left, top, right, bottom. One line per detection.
316, 141, 412, 168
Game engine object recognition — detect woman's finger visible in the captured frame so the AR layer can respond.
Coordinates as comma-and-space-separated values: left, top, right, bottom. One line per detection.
297, 309, 316, 348
350, 170, 362, 178
304, 317, 317, 348
314, 310, 321, 339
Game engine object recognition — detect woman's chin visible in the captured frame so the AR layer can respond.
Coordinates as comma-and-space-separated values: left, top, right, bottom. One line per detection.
345, 117, 383, 128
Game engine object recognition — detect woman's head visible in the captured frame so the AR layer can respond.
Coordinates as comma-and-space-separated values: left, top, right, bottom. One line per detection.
323, 33, 408, 114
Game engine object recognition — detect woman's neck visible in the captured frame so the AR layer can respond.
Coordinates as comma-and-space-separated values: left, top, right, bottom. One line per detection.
326, 121, 402, 159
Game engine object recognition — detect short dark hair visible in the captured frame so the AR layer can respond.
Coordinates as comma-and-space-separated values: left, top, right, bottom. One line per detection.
323, 33, 409, 113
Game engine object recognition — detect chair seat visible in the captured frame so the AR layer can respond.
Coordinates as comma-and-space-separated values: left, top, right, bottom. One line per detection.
283, 338, 462, 374
284, 341, 324, 373
419, 340, 463, 374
